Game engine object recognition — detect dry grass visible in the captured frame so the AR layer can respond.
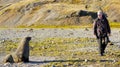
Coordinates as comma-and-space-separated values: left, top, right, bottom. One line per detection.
43, 3, 85, 14
110, 22, 120, 28
0, 0, 120, 28
16, 22, 120, 28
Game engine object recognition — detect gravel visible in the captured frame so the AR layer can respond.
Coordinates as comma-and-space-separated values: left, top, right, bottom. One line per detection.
0, 28, 95, 40
0, 28, 119, 43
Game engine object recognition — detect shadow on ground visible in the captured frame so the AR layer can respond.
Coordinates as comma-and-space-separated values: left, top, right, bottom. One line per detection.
29, 59, 115, 64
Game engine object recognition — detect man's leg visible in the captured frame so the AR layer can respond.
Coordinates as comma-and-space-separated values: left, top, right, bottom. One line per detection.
97, 37, 104, 56
102, 37, 107, 54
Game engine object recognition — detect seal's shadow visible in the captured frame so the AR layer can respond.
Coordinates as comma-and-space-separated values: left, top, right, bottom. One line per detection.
28, 59, 114, 64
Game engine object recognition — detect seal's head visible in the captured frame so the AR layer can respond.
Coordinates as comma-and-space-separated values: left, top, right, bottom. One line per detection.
25, 37, 31, 41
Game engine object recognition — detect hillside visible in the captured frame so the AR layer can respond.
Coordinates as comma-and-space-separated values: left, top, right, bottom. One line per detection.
0, 0, 120, 27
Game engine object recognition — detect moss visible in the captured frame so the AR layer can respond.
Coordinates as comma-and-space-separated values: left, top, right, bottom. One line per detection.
1, 37, 120, 66
3, 40, 17, 51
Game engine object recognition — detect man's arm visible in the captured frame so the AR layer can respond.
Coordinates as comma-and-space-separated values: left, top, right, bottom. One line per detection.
93, 20, 97, 36
106, 19, 111, 34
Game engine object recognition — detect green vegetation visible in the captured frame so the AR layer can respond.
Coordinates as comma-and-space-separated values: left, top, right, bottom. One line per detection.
29, 37, 97, 56
17, 24, 92, 29
1, 37, 120, 66
110, 22, 120, 28
16, 22, 120, 28
0, 40, 18, 54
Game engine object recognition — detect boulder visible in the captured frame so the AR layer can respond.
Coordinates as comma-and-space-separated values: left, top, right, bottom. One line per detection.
3, 54, 14, 63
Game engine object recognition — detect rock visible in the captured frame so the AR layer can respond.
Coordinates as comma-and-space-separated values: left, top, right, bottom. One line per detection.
3, 63, 11, 67
113, 60, 117, 63
3, 54, 14, 63
27, 28, 33, 32
68, 32, 74, 36
85, 5, 88, 9
42, 28, 45, 30
76, 10, 97, 19
84, 59, 88, 62
84, 28, 89, 31
119, 31, 120, 33
118, 46, 120, 48
2, 39, 5, 43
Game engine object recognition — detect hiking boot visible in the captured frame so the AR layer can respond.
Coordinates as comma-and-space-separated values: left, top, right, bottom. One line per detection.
99, 53, 104, 56
103, 50, 105, 54
99, 52, 104, 56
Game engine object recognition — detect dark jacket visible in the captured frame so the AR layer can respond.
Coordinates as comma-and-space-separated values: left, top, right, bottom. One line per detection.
93, 17, 111, 37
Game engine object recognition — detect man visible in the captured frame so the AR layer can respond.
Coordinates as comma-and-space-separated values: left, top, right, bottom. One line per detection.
102, 12, 112, 44
93, 10, 111, 56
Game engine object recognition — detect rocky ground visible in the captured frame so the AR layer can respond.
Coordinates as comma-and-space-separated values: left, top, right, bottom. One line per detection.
0, 28, 120, 67
0, 28, 120, 45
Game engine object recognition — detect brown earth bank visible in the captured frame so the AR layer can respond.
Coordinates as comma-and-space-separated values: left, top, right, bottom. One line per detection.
0, 0, 120, 27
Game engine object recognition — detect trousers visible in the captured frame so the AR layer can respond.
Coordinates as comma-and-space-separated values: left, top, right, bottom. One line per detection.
97, 35, 109, 55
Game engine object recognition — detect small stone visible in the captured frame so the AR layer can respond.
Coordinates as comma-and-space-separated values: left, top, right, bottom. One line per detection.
85, 59, 88, 62
28, 28, 33, 32
4, 63, 11, 67
84, 28, 89, 31
2, 39, 5, 43
69, 32, 74, 35
118, 46, 120, 48
51, 41, 55, 44
3, 54, 14, 63
42, 28, 45, 30
47, 10, 51, 13
113, 60, 117, 63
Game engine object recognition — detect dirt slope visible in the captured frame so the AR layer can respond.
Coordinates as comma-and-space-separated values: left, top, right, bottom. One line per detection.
0, 0, 120, 27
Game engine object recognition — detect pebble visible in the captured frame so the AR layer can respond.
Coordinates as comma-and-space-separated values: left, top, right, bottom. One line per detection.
4, 63, 11, 67
84, 28, 89, 31
85, 59, 88, 62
